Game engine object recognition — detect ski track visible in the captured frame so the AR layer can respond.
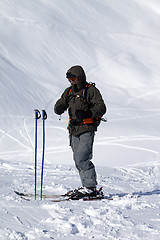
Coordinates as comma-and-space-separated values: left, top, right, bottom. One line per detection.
1, 116, 160, 163
0, 129, 30, 150
95, 134, 160, 158
95, 136, 159, 155
0, 160, 160, 239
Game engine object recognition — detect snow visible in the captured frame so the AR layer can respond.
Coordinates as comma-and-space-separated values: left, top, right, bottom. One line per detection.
0, 0, 160, 239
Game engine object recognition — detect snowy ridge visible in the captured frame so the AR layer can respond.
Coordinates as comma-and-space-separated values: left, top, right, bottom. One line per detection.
0, 0, 160, 239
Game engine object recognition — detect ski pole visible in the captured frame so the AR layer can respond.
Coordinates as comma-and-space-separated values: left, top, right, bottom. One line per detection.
34, 109, 41, 200
40, 110, 47, 200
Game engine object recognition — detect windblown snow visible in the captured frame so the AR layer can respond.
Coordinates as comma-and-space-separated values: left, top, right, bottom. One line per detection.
0, 0, 160, 239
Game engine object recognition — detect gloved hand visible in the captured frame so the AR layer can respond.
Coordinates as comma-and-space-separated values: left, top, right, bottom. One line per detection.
75, 110, 92, 121
55, 105, 66, 115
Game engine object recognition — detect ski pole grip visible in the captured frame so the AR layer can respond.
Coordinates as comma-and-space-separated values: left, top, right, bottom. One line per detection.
42, 110, 47, 120
34, 109, 41, 119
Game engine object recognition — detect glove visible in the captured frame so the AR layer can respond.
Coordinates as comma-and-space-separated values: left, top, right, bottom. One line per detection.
55, 105, 66, 115
75, 110, 92, 121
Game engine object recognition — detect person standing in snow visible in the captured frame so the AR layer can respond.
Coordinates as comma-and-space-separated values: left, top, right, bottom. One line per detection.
54, 65, 106, 199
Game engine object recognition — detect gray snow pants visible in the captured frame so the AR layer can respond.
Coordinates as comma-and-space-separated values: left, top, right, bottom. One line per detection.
70, 131, 97, 188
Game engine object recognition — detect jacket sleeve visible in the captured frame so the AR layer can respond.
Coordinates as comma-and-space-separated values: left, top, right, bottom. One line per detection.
88, 86, 106, 118
54, 88, 69, 115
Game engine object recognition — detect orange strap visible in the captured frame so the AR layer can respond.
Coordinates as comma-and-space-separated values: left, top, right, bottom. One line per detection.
68, 83, 92, 103
69, 118, 93, 125
82, 118, 94, 124
69, 117, 100, 125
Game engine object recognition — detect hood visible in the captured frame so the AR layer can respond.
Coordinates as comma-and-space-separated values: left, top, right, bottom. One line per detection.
66, 65, 86, 85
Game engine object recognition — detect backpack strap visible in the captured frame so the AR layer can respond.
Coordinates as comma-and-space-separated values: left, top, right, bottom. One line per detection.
67, 82, 95, 103
82, 82, 95, 103
67, 87, 76, 103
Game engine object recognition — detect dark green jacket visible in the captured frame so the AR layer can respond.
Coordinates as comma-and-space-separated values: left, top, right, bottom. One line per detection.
54, 66, 106, 136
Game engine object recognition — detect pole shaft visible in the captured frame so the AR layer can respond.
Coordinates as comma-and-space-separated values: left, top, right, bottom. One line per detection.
34, 109, 41, 200
40, 110, 46, 200
34, 114, 38, 200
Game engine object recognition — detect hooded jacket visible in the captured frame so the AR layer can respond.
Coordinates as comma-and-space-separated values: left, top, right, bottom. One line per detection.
54, 65, 106, 136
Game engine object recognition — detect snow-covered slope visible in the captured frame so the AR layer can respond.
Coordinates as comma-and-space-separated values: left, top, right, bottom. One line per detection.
1, 0, 160, 167
1, 0, 160, 239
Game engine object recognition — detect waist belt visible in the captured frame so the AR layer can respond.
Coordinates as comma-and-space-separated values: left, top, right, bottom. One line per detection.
69, 117, 100, 126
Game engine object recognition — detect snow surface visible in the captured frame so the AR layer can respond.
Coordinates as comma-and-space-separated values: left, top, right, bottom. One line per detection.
1, 0, 160, 239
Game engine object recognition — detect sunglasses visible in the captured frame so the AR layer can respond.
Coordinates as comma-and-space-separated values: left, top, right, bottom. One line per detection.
68, 77, 78, 84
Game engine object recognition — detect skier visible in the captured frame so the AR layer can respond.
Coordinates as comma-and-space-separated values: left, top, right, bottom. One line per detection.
54, 65, 106, 199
